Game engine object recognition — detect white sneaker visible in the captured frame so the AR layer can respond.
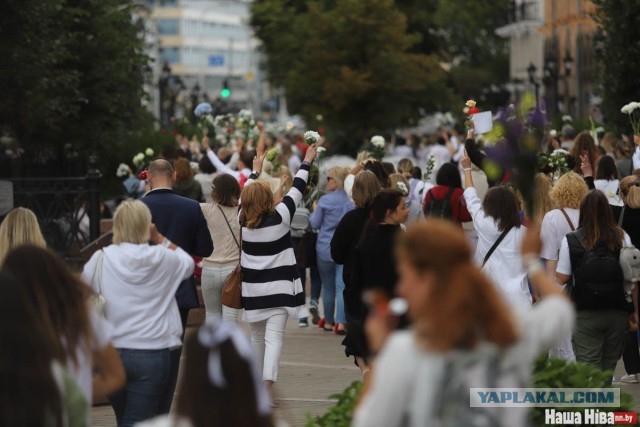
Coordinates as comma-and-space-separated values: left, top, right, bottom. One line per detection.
621, 374, 639, 384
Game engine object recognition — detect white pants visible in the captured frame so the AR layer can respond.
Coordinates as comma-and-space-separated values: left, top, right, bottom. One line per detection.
201, 265, 240, 323
249, 310, 288, 382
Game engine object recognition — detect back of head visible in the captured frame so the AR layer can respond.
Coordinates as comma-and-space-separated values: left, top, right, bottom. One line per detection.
531, 173, 553, 223
482, 187, 521, 231
175, 323, 273, 427
381, 162, 396, 176
113, 200, 152, 244
2, 245, 93, 366
239, 150, 255, 170
550, 171, 588, 209
352, 170, 382, 209
212, 174, 241, 207
397, 158, 414, 178
364, 161, 390, 188
174, 158, 194, 182
148, 159, 174, 189
388, 173, 410, 196
570, 132, 597, 171
600, 132, 617, 153
0, 207, 46, 263
327, 166, 349, 189
578, 190, 623, 251
397, 221, 518, 351
562, 124, 576, 140
620, 175, 640, 209
0, 271, 64, 427
198, 154, 217, 175
436, 163, 462, 188
596, 155, 618, 181
240, 181, 274, 229
411, 166, 422, 180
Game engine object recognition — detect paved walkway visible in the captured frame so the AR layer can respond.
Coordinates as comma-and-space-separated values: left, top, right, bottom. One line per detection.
91, 316, 362, 426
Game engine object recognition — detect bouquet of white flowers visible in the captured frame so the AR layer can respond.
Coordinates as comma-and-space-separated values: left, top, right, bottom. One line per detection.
621, 102, 640, 135
132, 147, 154, 170
212, 110, 259, 146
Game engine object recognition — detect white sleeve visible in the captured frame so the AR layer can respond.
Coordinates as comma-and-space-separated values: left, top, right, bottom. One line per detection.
164, 247, 196, 281
624, 232, 632, 247
89, 309, 113, 350
352, 334, 413, 427
540, 211, 559, 261
633, 146, 640, 170
344, 174, 355, 200
207, 150, 240, 180
81, 251, 101, 293
463, 187, 486, 225
556, 237, 572, 276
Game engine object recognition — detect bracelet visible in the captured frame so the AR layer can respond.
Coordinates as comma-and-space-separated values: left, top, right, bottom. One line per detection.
161, 238, 172, 248
522, 254, 542, 276
463, 168, 472, 172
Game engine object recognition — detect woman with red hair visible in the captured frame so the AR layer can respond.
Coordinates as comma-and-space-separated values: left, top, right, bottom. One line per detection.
353, 221, 574, 426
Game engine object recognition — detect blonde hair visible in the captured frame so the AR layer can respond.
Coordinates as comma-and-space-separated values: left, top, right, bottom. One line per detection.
113, 200, 152, 244
388, 173, 410, 196
550, 171, 589, 209
327, 166, 349, 189
240, 181, 275, 229
352, 170, 382, 209
397, 158, 414, 179
620, 175, 640, 209
0, 207, 46, 263
530, 173, 554, 223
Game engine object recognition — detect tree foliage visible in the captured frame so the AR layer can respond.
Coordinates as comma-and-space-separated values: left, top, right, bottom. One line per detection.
251, 0, 509, 152
0, 0, 154, 179
592, 0, 640, 133
252, 0, 452, 153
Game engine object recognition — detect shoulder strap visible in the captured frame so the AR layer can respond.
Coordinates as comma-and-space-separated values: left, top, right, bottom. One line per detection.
217, 204, 240, 249
559, 208, 575, 231
618, 205, 626, 227
482, 227, 512, 267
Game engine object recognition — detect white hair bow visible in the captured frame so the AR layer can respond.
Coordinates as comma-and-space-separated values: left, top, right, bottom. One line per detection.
197, 318, 272, 415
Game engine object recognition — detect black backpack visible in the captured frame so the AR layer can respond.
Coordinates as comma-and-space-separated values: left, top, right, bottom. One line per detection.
424, 187, 456, 220
567, 230, 627, 311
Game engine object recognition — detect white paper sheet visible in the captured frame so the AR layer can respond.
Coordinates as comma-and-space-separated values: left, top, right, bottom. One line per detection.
471, 111, 493, 134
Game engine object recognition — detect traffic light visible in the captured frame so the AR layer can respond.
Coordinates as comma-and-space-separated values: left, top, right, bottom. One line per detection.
221, 79, 231, 99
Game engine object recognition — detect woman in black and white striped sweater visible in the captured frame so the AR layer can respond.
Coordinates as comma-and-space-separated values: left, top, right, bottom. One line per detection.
239, 143, 318, 401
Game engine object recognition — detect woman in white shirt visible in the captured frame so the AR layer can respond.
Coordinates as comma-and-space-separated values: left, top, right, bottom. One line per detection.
461, 150, 532, 311
200, 173, 242, 323
82, 200, 194, 426
353, 221, 574, 427
594, 155, 623, 206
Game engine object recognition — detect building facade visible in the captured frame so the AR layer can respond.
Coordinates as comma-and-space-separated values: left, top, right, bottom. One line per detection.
146, 0, 262, 120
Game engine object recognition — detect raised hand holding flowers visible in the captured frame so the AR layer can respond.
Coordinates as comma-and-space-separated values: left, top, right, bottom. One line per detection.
464, 100, 478, 130
621, 101, 640, 136
304, 130, 322, 145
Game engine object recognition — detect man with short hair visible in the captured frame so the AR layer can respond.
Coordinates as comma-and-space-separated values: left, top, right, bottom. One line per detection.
560, 124, 576, 150
141, 159, 213, 413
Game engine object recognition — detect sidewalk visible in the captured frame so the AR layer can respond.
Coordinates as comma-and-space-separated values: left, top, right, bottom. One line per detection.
91, 317, 361, 426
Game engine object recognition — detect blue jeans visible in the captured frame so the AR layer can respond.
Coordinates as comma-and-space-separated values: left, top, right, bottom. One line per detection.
109, 348, 172, 427
317, 259, 345, 325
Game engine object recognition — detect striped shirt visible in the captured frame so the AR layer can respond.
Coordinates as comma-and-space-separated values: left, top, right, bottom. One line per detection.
240, 162, 311, 323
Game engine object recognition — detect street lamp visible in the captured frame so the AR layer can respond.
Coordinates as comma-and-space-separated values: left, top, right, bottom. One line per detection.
563, 51, 573, 115
543, 53, 559, 119
527, 62, 540, 107
159, 62, 173, 126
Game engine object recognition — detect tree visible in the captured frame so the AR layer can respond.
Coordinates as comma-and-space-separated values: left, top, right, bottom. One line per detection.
0, 0, 154, 179
252, 0, 451, 153
592, 0, 640, 133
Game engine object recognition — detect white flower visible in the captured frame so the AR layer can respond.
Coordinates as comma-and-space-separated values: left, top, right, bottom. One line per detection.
562, 115, 573, 123
551, 148, 569, 156
397, 182, 408, 194
214, 115, 226, 128
116, 163, 130, 177
238, 109, 253, 120
548, 162, 553, 167
595, 126, 605, 133
316, 146, 327, 154
371, 135, 385, 148
304, 130, 321, 144
465, 100, 476, 108
145, 148, 154, 157
550, 129, 557, 138
133, 152, 145, 166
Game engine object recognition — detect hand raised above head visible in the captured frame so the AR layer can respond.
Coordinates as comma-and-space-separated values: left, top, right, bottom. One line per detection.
304, 143, 318, 163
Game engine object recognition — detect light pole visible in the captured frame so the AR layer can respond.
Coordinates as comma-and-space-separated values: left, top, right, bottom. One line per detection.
563, 51, 573, 116
159, 62, 172, 126
543, 53, 559, 119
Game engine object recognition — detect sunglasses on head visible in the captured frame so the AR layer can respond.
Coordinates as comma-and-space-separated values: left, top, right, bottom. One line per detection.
327, 176, 334, 181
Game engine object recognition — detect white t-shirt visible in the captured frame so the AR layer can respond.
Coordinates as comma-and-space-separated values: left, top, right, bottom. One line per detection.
594, 179, 623, 206
540, 208, 580, 261
557, 232, 632, 275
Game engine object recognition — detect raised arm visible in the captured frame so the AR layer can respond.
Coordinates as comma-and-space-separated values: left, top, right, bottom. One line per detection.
276, 144, 317, 226
202, 137, 240, 180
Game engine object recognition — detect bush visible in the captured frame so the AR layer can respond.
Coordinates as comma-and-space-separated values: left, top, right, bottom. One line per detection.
305, 381, 362, 427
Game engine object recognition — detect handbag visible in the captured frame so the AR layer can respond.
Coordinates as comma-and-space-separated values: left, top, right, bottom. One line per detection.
218, 205, 243, 309
89, 250, 106, 315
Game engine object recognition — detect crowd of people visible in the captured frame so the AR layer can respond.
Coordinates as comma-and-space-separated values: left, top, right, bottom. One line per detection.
2, 116, 640, 426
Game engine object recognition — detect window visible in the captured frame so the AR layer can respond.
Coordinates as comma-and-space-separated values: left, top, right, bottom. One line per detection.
156, 19, 179, 35
159, 47, 180, 64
